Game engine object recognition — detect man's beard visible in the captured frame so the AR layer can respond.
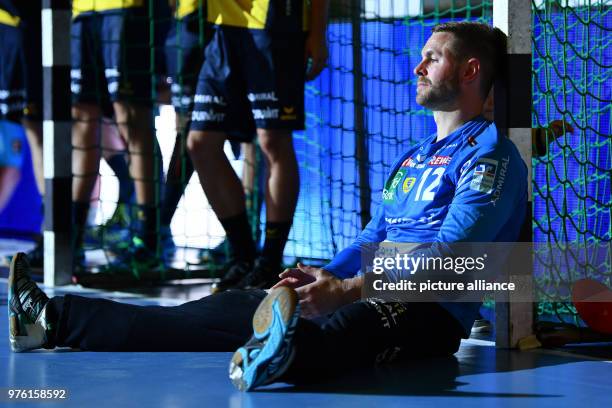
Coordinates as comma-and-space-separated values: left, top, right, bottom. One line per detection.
416, 70, 461, 111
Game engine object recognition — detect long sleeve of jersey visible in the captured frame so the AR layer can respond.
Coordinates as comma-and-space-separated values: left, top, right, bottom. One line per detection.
324, 203, 387, 278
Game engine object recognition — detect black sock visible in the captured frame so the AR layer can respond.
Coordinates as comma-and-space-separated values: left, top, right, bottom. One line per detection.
72, 201, 90, 251
219, 212, 256, 263
133, 204, 158, 251
261, 221, 291, 266
160, 156, 194, 226
106, 154, 134, 204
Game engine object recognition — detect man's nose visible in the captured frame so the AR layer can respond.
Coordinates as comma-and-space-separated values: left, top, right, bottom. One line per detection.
414, 61, 426, 77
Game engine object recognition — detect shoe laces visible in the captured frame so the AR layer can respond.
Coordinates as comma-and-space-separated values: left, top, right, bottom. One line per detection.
14, 257, 48, 320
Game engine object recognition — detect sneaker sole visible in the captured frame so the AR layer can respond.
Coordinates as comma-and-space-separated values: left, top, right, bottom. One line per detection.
229, 287, 300, 391
8, 253, 48, 352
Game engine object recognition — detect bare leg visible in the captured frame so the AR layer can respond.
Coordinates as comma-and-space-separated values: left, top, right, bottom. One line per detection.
112, 101, 156, 206
100, 118, 126, 160
257, 129, 299, 223
72, 103, 102, 202
187, 130, 245, 218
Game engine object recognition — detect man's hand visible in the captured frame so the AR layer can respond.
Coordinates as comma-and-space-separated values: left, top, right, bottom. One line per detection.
548, 120, 574, 139
275, 263, 362, 319
272, 263, 317, 289
304, 32, 328, 81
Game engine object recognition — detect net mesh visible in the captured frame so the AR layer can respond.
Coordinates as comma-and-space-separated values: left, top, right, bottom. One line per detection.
532, 0, 611, 324
82, 0, 612, 324
87, 1, 493, 273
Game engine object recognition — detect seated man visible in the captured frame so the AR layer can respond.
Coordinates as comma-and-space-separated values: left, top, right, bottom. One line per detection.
8, 22, 527, 392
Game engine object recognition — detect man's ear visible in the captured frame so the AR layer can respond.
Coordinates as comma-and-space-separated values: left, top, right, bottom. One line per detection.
463, 57, 480, 84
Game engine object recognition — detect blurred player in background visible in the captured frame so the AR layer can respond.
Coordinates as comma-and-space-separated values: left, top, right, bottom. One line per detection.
160, 0, 264, 265
187, 0, 330, 291
70, 0, 163, 274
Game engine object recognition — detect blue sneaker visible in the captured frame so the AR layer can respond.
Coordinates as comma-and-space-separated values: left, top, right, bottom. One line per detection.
8, 252, 54, 352
101, 236, 165, 278
229, 287, 300, 391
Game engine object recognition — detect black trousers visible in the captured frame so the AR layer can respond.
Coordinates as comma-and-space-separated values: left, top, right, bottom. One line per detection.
49, 290, 463, 379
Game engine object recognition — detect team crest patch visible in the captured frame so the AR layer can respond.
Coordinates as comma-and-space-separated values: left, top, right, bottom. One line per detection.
470, 158, 498, 194
402, 177, 416, 193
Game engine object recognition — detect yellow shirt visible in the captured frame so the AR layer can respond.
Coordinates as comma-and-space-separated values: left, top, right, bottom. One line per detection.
207, 0, 309, 31
176, 0, 201, 19
0, 8, 20, 27
73, 0, 144, 18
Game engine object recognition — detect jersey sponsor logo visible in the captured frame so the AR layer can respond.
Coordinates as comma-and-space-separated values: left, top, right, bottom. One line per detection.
402, 177, 416, 193
252, 107, 279, 120
194, 94, 227, 106
104, 68, 120, 78
385, 214, 437, 225
491, 156, 510, 206
383, 168, 406, 202
107, 81, 119, 94
469, 158, 498, 194
71, 83, 81, 94
191, 109, 225, 122
428, 155, 452, 166
247, 92, 278, 102
436, 143, 458, 153
281, 106, 297, 120
401, 157, 416, 168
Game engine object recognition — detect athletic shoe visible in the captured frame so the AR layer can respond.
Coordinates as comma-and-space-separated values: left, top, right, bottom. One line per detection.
100, 236, 165, 278
197, 239, 232, 265
104, 202, 130, 230
8, 252, 54, 352
160, 225, 176, 262
210, 260, 252, 294
229, 287, 300, 391
83, 224, 131, 253
240, 258, 280, 290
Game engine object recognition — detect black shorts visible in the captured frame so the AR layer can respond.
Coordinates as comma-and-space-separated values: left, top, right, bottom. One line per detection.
20, 7, 43, 121
71, 8, 152, 107
164, 12, 212, 114
0, 22, 26, 122
190, 26, 306, 134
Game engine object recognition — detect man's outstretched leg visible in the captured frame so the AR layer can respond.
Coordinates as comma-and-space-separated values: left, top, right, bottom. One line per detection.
229, 287, 464, 391
8, 252, 266, 353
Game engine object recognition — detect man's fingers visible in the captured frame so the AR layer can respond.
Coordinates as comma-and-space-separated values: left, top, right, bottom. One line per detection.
272, 277, 299, 289
297, 262, 318, 276
279, 268, 304, 279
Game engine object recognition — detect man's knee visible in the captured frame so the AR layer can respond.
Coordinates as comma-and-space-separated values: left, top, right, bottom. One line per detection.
186, 131, 226, 159
72, 103, 101, 147
72, 103, 101, 123
112, 102, 151, 133
257, 129, 294, 163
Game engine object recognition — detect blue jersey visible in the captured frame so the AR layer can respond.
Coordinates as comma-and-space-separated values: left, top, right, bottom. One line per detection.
325, 116, 528, 335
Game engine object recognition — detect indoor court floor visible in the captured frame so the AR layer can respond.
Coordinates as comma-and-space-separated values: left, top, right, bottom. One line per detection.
1, 242, 612, 407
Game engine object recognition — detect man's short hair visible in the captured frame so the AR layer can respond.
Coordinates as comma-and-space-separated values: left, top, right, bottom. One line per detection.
432, 22, 507, 98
